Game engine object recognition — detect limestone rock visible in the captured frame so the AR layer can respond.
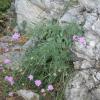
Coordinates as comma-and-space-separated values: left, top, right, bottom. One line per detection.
15, 0, 48, 32
59, 5, 84, 24
92, 19, 100, 36
73, 60, 94, 69
92, 85, 100, 100
65, 69, 98, 100
95, 72, 100, 81
17, 90, 39, 100
79, 0, 99, 11
72, 31, 100, 61
15, 0, 66, 32
83, 12, 97, 30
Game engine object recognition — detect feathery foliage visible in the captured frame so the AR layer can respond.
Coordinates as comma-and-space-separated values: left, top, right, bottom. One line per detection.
14, 20, 84, 99
0, 0, 11, 12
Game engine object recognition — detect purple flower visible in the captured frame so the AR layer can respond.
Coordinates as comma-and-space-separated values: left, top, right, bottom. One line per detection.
12, 32, 20, 41
5, 76, 14, 85
47, 84, 54, 91
73, 35, 86, 45
3, 59, 11, 64
78, 37, 86, 45
28, 74, 33, 81
34, 80, 42, 87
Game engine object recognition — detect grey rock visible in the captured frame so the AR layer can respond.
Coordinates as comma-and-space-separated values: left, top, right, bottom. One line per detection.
92, 85, 100, 100
83, 12, 98, 30
15, 0, 66, 32
79, 0, 100, 11
96, 72, 100, 81
65, 69, 98, 100
17, 90, 39, 100
15, 0, 48, 32
59, 5, 84, 24
92, 19, 100, 36
74, 60, 94, 69
72, 31, 100, 61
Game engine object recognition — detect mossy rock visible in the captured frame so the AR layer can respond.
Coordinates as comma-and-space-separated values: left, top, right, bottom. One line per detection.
0, 0, 11, 12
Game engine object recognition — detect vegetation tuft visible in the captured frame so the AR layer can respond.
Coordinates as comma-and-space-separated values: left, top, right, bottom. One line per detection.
0, 0, 11, 12
13, 20, 84, 100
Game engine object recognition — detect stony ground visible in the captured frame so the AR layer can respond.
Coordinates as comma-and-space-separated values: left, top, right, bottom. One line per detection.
0, 35, 28, 100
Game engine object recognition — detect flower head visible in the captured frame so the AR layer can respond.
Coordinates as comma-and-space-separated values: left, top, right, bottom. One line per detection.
34, 80, 42, 87
73, 35, 86, 45
78, 37, 86, 45
12, 32, 20, 41
3, 59, 11, 64
5, 76, 14, 85
28, 74, 33, 81
47, 84, 54, 91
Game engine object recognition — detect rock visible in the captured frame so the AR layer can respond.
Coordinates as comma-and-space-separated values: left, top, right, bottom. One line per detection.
15, 0, 66, 33
95, 42, 100, 60
79, 0, 99, 11
15, 0, 48, 32
17, 90, 39, 100
65, 87, 93, 100
96, 61, 100, 69
92, 19, 100, 36
96, 72, 100, 81
83, 12, 97, 30
59, 5, 84, 24
92, 85, 100, 100
65, 69, 98, 100
73, 61, 81, 69
74, 60, 93, 69
72, 31, 100, 61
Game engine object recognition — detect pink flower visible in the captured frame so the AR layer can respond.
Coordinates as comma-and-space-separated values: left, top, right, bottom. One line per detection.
73, 35, 86, 45
28, 74, 33, 81
12, 32, 20, 41
34, 80, 42, 87
78, 37, 86, 45
5, 76, 14, 85
3, 59, 11, 64
47, 85, 54, 91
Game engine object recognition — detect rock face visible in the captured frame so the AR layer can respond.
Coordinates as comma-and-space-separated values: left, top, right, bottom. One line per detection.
65, 0, 100, 100
59, 5, 84, 24
15, 0, 47, 32
15, 0, 66, 32
79, 0, 100, 11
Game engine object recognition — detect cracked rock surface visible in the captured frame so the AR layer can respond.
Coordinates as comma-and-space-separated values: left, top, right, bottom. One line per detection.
65, 0, 100, 100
